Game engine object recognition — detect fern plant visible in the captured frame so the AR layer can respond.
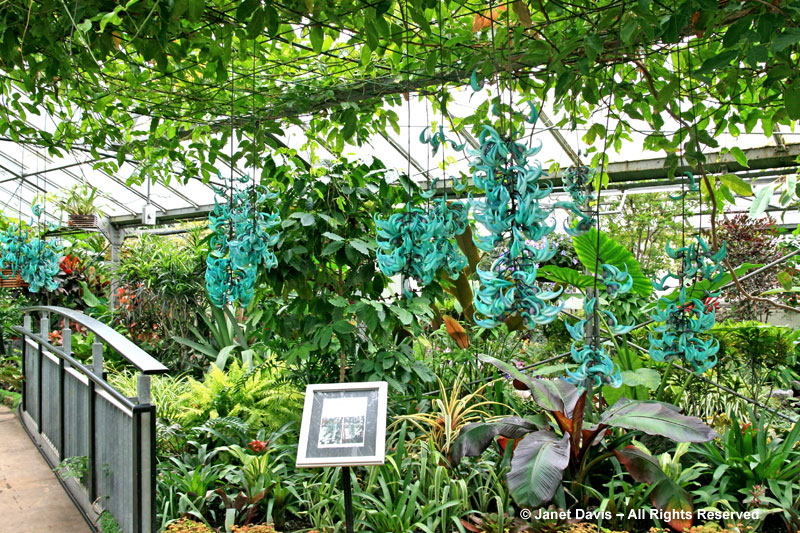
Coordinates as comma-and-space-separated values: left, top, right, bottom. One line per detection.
178, 361, 303, 432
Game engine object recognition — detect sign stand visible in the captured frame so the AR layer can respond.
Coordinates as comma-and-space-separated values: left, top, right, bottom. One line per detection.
296, 381, 388, 533
343, 465, 354, 533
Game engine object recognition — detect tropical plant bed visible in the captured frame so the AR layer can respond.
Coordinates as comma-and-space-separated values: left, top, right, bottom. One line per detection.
164, 520, 279, 533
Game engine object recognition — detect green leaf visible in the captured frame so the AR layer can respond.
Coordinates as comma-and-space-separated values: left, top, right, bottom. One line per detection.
310, 25, 324, 53
349, 238, 371, 255
300, 212, 315, 226
321, 240, 344, 256
341, 109, 357, 141
730, 146, 749, 168
749, 185, 773, 218
614, 446, 694, 531
173, 336, 218, 359
328, 295, 349, 307
620, 18, 639, 44
506, 432, 571, 508
214, 345, 237, 370
479, 354, 579, 416
538, 265, 595, 288
573, 229, 651, 296
718, 174, 753, 196
317, 325, 332, 349
332, 319, 355, 334
80, 281, 102, 308
451, 417, 541, 466
695, 50, 738, 75
620, 368, 660, 390
777, 270, 793, 290
390, 305, 414, 326
246, 7, 265, 38
601, 398, 718, 442
786, 82, 800, 120
187, 0, 205, 22
322, 231, 344, 241
772, 28, 800, 53
718, 183, 736, 205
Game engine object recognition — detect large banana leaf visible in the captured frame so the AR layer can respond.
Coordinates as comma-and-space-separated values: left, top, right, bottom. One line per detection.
450, 417, 541, 466
479, 354, 579, 416
506, 431, 571, 508
601, 398, 717, 442
573, 229, 651, 296
614, 446, 693, 532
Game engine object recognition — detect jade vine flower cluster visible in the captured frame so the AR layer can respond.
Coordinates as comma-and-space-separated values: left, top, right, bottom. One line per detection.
563, 265, 634, 389
557, 164, 595, 236
205, 180, 281, 308
649, 236, 727, 373
375, 123, 470, 293
0, 218, 62, 293
468, 117, 594, 328
652, 237, 727, 291
375, 195, 468, 293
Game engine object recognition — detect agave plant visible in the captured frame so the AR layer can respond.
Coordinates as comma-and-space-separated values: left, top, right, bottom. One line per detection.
451, 355, 718, 532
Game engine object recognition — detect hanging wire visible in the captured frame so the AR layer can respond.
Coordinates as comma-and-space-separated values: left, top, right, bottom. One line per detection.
590, 1, 627, 350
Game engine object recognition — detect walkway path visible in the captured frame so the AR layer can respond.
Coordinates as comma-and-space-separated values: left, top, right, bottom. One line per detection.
0, 405, 90, 532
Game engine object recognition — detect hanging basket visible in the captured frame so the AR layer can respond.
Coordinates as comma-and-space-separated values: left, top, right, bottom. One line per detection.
0, 269, 28, 289
68, 214, 99, 229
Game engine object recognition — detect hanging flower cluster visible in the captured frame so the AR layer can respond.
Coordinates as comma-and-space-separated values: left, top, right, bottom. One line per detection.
0, 208, 62, 293
205, 181, 281, 308
0, 227, 29, 274
375, 193, 469, 292
474, 246, 563, 328
649, 235, 727, 373
469, 120, 571, 328
649, 287, 720, 373
375, 122, 470, 294
20, 238, 62, 292
558, 164, 596, 236
563, 265, 634, 389
652, 237, 727, 290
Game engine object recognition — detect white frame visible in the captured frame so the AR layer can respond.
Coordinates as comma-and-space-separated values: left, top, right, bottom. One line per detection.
296, 381, 388, 467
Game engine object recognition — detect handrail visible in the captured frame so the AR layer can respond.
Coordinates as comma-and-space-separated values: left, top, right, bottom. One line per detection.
22, 306, 168, 375
12, 326, 138, 410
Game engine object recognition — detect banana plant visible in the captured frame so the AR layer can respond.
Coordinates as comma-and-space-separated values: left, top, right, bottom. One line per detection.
450, 355, 718, 532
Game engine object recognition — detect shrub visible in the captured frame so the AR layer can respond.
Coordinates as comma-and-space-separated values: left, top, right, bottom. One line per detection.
178, 360, 303, 432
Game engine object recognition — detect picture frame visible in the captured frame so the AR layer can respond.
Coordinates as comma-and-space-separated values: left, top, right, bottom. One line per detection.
296, 381, 388, 468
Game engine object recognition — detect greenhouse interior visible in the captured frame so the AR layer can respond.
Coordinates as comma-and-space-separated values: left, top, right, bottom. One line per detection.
1, 1, 800, 532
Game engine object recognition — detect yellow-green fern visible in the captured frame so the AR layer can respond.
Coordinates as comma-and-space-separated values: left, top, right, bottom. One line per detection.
178, 360, 303, 432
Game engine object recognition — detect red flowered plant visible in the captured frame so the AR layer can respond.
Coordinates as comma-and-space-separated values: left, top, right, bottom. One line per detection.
248, 439, 269, 453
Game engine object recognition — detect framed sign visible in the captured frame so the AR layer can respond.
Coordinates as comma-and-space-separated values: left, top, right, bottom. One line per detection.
296, 381, 388, 467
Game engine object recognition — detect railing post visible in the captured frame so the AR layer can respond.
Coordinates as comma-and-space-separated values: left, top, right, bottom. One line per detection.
137, 374, 151, 405
58, 322, 70, 460
21, 314, 30, 412
37, 313, 49, 433
135, 374, 155, 532
88, 341, 103, 504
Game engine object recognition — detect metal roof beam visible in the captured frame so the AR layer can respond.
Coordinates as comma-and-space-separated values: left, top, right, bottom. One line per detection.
109, 203, 216, 228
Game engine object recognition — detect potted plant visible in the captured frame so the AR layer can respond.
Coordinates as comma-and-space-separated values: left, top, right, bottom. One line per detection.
0, 268, 27, 288
0, 225, 28, 289
55, 184, 105, 228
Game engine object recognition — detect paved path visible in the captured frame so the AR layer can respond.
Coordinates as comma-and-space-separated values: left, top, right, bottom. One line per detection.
0, 405, 90, 532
